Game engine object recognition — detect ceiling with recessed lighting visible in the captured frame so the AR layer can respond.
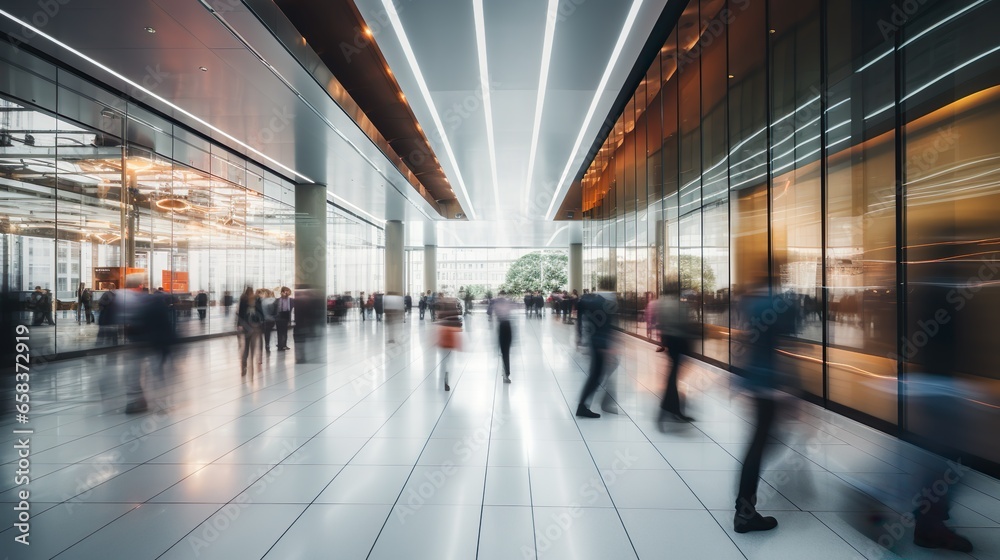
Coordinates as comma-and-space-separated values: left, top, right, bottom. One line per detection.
0, 0, 668, 247
352, 0, 669, 223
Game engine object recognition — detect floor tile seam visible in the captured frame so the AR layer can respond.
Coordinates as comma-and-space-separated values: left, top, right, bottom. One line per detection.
138, 345, 392, 442
951, 483, 1000, 525
363, 352, 475, 560
550, 321, 761, 557
148, 499, 291, 560
527, 319, 642, 560
16, 502, 142, 559
826, 469, 931, 519
474, 349, 504, 560
19, 356, 327, 442
809, 510, 890, 559
15, 460, 152, 511
563, 326, 928, 524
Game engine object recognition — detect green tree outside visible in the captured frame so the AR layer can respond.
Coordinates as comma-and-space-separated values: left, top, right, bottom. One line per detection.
500, 252, 568, 295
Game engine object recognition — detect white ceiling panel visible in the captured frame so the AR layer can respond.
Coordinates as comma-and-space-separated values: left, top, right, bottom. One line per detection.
0, 0, 670, 246
355, 0, 669, 225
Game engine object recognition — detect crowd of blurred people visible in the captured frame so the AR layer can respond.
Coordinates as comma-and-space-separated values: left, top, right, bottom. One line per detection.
71, 268, 976, 554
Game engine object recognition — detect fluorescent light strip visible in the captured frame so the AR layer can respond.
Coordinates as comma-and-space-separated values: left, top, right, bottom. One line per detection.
0, 9, 314, 184
903, 44, 1000, 102
473, 0, 501, 215
330, 193, 385, 225
525, 0, 560, 215
201, 3, 436, 223
545, 225, 569, 246
855, 48, 893, 74
381, 0, 477, 220
545, 0, 645, 221
900, 0, 986, 49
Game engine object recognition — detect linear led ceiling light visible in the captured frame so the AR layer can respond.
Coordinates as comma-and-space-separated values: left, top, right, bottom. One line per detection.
381, 0, 478, 220
524, 0, 560, 216
473, 0, 501, 216
0, 8, 314, 185
545, 0, 644, 220
330, 193, 385, 225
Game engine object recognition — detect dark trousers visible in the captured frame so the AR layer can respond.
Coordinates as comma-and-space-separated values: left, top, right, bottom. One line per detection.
276, 312, 291, 348
361, 307, 366, 321
262, 320, 275, 349
198, 308, 206, 320
579, 339, 608, 408
660, 335, 690, 414
498, 320, 512, 377
737, 395, 777, 515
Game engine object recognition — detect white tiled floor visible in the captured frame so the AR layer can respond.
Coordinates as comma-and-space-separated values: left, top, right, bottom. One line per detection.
3, 314, 1000, 559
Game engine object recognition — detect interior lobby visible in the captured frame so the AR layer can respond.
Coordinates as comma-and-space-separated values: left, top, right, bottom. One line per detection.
1, 0, 999, 558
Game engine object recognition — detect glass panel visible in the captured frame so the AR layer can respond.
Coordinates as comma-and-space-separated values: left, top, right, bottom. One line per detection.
678, 2, 702, 214
769, 0, 823, 397
825, 0, 898, 424
902, 0, 1000, 462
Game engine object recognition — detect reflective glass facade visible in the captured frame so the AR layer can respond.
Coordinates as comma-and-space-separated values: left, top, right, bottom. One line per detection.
581, 0, 1000, 466
0, 41, 384, 356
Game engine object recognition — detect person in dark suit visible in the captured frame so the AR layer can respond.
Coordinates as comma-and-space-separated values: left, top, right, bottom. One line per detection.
577, 277, 619, 418
495, 291, 513, 383
404, 294, 413, 318
732, 281, 797, 534
374, 292, 384, 322
418, 293, 427, 319
195, 290, 208, 320
274, 286, 294, 350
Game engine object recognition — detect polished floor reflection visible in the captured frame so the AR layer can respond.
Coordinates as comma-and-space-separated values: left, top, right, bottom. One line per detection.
2, 314, 1000, 559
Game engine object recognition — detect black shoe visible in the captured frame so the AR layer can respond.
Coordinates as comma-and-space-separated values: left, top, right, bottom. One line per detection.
125, 398, 148, 414
660, 409, 695, 423
914, 525, 973, 552
445, 384, 450, 391
503, 376, 511, 384
734, 512, 778, 534
576, 405, 600, 418
265, 347, 271, 353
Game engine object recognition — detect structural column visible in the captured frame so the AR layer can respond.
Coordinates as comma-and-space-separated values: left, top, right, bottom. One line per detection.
569, 242, 583, 294
424, 245, 437, 294
385, 220, 404, 294
294, 183, 326, 363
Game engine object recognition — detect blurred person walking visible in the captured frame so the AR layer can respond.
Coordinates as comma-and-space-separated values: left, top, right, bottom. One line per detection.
900, 267, 973, 552
259, 288, 276, 353
77, 282, 94, 324
731, 281, 796, 533
576, 276, 620, 418
435, 293, 462, 391
494, 291, 514, 383
374, 292, 384, 322
274, 286, 294, 351
237, 286, 264, 377
656, 283, 698, 425
195, 289, 208, 320
384, 293, 404, 343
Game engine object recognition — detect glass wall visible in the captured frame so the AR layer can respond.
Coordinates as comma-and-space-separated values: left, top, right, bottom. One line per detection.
581, 0, 1000, 467
327, 207, 384, 303
0, 40, 296, 356
420, 247, 569, 301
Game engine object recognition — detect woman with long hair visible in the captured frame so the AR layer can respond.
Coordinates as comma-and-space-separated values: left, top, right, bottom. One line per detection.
237, 286, 264, 377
